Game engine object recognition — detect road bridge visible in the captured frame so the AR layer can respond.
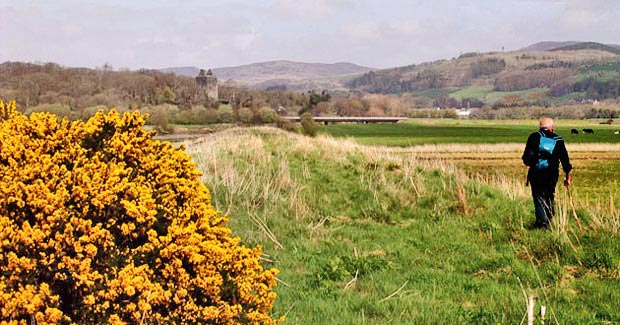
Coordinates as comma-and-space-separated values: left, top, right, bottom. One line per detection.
283, 116, 407, 125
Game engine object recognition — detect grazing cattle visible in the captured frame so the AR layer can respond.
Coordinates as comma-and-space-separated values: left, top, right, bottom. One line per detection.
615, 131, 620, 135
571, 128, 579, 134
583, 128, 594, 134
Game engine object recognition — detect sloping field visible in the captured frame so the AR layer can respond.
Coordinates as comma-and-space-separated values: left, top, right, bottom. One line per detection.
185, 128, 620, 324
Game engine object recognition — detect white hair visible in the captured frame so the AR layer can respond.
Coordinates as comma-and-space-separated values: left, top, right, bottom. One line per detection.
539, 118, 554, 129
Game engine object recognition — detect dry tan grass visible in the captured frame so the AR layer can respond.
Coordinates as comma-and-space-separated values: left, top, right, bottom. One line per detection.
185, 127, 531, 203
379, 143, 620, 153
184, 127, 618, 234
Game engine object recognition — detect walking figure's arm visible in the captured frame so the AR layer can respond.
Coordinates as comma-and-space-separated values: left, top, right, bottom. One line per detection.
521, 133, 538, 167
522, 133, 538, 186
564, 171, 572, 187
557, 140, 572, 187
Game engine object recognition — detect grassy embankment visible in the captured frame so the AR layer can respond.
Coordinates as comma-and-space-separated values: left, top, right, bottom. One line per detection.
185, 128, 620, 324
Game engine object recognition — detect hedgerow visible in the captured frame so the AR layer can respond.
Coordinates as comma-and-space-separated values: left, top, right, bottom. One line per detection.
0, 100, 280, 324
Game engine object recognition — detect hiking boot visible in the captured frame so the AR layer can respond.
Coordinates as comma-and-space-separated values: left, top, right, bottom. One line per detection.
527, 221, 549, 230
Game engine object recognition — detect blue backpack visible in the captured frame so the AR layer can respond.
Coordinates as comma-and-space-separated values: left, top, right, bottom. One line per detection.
535, 131, 561, 169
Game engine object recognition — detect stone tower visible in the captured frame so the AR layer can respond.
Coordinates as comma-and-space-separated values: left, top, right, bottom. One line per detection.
196, 68, 218, 100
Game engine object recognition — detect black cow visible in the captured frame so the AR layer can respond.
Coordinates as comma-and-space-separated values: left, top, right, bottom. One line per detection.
571, 129, 579, 134
583, 128, 594, 134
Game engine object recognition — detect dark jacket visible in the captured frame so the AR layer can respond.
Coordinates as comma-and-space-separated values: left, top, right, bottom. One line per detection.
522, 128, 572, 184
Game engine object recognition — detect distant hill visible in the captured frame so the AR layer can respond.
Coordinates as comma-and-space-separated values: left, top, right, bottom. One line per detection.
522, 41, 620, 53
348, 45, 620, 106
521, 41, 582, 51
160, 60, 376, 89
551, 42, 620, 54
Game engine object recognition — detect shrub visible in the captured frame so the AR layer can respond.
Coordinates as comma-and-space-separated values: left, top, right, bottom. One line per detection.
458, 52, 479, 59
300, 112, 318, 137
81, 105, 108, 120
0, 100, 280, 324
238, 107, 254, 124
280, 121, 299, 133
150, 109, 174, 133
173, 105, 216, 125
25, 103, 76, 120
256, 107, 280, 124
406, 109, 458, 118
143, 104, 179, 133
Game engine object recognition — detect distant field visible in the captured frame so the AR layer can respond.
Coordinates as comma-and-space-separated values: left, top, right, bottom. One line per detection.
322, 119, 620, 207
409, 87, 459, 98
449, 85, 575, 105
321, 119, 620, 146
420, 148, 620, 207
449, 85, 494, 101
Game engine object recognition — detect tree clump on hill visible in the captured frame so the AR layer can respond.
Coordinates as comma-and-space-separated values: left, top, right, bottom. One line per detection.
494, 68, 574, 92
0, 100, 281, 324
470, 58, 506, 78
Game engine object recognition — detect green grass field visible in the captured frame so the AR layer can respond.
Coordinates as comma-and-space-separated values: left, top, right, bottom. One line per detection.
448, 85, 549, 104
321, 119, 620, 146
185, 127, 620, 324
449, 85, 494, 101
408, 87, 460, 99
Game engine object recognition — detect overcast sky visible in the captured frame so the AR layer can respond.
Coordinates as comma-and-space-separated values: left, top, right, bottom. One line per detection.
0, 0, 618, 70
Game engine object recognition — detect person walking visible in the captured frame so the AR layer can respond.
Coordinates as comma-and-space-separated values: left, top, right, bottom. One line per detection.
522, 117, 572, 229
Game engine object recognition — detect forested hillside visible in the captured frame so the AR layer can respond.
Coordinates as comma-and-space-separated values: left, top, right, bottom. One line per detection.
3, 41, 620, 122
348, 42, 620, 108
0, 61, 312, 122
0, 62, 198, 110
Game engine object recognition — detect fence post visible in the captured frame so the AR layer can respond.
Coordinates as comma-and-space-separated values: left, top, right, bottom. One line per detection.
527, 295, 535, 325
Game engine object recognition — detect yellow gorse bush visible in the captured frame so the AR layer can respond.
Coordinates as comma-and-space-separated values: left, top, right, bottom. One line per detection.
0, 100, 280, 324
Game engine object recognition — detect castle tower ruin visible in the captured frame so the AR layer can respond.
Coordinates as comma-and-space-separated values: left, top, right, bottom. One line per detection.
196, 68, 218, 100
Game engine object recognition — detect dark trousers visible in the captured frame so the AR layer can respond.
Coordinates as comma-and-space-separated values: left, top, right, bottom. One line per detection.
530, 178, 557, 227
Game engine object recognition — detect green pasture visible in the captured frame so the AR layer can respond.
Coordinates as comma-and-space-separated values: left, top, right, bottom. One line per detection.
321, 119, 620, 146
408, 85, 549, 104
447, 85, 548, 104
449, 85, 494, 101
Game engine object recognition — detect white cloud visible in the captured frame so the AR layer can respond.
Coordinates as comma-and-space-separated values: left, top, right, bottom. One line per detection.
342, 22, 381, 40
0, 0, 619, 69
271, 0, 354, 18
560, 0, 618, 30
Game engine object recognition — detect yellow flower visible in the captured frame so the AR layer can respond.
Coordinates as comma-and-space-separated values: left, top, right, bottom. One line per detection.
83, 294, 96, 306
0, 100, 280, 324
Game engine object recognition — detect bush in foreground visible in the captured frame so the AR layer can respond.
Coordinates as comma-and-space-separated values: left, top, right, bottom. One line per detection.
0, 100, 280, 324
